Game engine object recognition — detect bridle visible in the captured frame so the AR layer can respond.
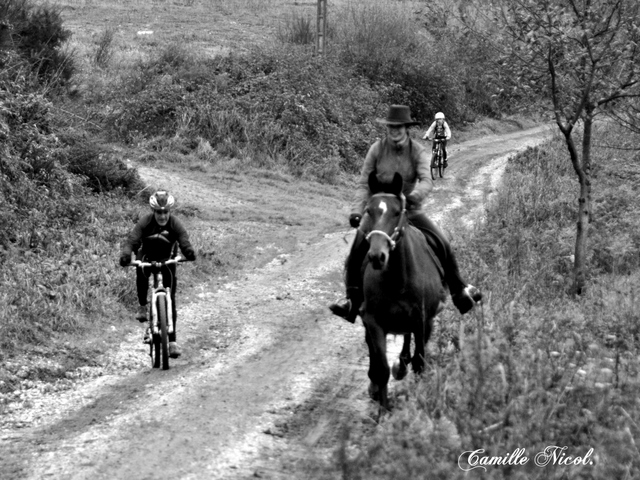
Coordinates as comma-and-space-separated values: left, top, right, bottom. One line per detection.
365, 193, 407, 251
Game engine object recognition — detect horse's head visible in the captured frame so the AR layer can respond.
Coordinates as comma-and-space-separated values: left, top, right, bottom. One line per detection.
365, 172, 406, 270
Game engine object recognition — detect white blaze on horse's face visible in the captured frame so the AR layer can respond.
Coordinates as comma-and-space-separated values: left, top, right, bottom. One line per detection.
378, 200, 388, 217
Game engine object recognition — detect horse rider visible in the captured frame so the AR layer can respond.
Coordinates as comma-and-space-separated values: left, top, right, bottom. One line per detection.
329, 105, 481, 323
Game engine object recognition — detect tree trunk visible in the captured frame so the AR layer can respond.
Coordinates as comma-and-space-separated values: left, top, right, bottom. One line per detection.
573, 110, 594, 294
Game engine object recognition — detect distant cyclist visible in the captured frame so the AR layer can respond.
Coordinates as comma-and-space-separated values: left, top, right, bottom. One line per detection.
119, 191, 196, 359
423, 112, 451, 167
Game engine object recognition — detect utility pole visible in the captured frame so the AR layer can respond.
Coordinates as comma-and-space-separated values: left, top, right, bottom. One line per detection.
316, 0, 327, 55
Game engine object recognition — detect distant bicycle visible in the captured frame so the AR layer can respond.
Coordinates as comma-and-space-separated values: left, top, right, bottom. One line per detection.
430, 138, 446, 180
128, 256, 186, 370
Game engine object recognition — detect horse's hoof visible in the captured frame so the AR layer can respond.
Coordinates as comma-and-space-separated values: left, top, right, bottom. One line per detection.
392, 361, 408, 380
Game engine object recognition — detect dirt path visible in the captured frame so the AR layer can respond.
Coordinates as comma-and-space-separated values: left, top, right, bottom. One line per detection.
0, 125, 552, 480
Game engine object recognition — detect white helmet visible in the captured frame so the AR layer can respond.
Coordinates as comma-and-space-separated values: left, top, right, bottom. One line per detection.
434, 112, 445, 120
149, 191, 175, 212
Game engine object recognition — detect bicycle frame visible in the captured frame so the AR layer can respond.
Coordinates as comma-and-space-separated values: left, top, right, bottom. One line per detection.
432, 138, 444, 160
130, 257, 182, 336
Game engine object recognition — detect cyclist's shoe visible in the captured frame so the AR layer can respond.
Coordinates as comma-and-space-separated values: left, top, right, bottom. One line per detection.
143, 328, 152, 344
329, 298, 358, 324
452, 285, 483, 315
169, 342, 182, 359
444, 160, 448, 168
136, 304, 148, 323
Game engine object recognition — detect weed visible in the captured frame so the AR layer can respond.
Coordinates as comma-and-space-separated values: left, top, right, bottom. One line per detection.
93, 27, 115, 68
277, 12, 314, 45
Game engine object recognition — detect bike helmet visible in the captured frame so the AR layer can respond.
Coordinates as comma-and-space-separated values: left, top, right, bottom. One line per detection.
435, 112, 445, 120
149, 191, 175, 212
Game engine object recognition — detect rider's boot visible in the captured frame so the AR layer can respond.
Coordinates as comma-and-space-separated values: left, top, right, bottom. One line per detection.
329, 288, 363, 324
136, 304, 148, 323
169, 342, 182, 359
329, 230, 368, 323
452, 284, 482, 314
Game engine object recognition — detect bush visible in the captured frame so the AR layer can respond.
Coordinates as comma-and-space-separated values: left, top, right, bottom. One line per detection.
58, 132, 145, 195
104, 44, 383, 180
0, 0, 75, 86
329, 0, 467, 123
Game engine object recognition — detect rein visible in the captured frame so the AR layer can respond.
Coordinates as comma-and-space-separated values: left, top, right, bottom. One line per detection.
365, 194, 407, 251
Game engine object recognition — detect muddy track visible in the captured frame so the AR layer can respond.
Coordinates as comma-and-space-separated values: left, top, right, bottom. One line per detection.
0, 126, 552, 480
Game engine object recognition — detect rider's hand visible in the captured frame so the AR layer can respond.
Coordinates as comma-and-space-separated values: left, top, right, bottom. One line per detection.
183, 247, 196, 261
406, 193, 421, 209
119, 254, 131, 267
349, 213, 362, 228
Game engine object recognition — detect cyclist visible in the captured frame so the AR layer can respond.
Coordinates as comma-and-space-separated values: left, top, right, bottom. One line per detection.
423, 111, 451, 168
119, 191, 196, 359
329, 105, 481, 323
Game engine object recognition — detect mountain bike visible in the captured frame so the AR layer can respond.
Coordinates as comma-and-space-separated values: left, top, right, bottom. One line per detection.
431, 138, 446, 180
129, 256, 185, 370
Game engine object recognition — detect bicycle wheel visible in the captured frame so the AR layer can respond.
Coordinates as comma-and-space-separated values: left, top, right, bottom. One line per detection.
151, 334, 161, 369
157, 296, 170, 370
430, 153, 438, 180
438, 153, 444, 178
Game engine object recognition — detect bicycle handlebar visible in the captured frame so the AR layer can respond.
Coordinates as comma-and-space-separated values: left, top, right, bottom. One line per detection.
127, 256, 190, 268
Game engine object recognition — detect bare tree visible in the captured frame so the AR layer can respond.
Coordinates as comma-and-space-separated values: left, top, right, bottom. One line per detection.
477, 0, 640, 294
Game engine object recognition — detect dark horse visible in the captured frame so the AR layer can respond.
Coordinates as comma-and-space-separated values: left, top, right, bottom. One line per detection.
361, 171, 446, 409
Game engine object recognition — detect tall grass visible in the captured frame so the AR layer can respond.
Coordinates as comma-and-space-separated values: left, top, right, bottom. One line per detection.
336, 126, 640, 479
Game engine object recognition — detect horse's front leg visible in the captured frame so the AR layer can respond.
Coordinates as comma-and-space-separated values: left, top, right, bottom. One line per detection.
364, 316, 390, 409
411, 319, 426, 375
392, 334, 412, 381
411, 313, 434, 374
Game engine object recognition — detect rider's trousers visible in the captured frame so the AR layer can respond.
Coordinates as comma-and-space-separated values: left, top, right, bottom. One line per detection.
136, 263, 179, 342
343, 210, 467, 298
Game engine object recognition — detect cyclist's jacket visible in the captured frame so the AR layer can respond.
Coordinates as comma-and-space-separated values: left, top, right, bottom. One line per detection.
121, 213, 195, 262
423, 120, 451, 140
352, 136, 433, 216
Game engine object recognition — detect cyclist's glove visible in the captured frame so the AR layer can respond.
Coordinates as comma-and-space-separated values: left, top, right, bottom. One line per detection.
119, 254, 131, 267
349, 213, 362, 229
183, 247, 196, 261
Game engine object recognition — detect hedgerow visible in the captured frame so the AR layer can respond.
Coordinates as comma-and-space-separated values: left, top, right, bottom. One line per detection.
103, 45, 383, 180
0, 35, 143, 362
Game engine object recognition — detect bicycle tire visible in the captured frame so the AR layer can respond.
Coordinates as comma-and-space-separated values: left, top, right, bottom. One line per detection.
149, 302, 160, 369
430, 152, 438, 180
157, 296, 170, 370
151, 335, 161, 369
438, 154, 444, 178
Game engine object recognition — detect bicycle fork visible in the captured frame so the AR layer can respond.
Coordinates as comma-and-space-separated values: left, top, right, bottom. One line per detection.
149, 270, 175, 336
151, 291, 174, 335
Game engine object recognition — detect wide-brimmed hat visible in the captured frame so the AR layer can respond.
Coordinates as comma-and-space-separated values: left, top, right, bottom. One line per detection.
376, 105, 420, 127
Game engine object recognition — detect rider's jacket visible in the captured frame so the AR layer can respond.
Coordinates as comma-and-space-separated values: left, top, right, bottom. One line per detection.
121, 213, 194, 261
352, 136, 433, 216
423, 120, 451, 140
